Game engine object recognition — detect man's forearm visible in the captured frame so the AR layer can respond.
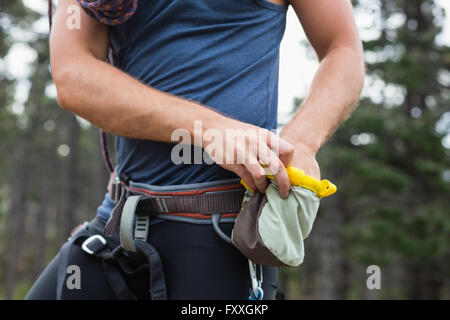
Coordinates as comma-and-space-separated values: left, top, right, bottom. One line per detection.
55, 54, 232, 145
281, 46, 365, 153
54, 53, 296, 194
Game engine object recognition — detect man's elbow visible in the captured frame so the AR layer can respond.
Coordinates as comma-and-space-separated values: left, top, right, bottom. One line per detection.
343, 42, 365, 76
55, 85, 71, 111
343, 43, 366, 99
52, 63, 77, 111
339, 44, 366, 107
321, 41, 366, 81
355, 44, 366, 83
355, 46, 366, 102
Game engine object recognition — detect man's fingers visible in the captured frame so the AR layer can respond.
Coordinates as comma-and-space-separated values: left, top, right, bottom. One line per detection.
219, 127, 293, 197
272, 161, 290, 198
245, 160, 267, 194
257, 142, 291, 198
231, 164, 258, 192
267, 132, 294, 167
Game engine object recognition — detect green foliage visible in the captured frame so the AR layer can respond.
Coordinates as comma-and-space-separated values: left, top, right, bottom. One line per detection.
320, 0, 450, 294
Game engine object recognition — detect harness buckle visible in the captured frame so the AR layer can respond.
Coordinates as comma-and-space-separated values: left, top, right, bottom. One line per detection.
111, 176, 123, 203
81, 235, 107, 255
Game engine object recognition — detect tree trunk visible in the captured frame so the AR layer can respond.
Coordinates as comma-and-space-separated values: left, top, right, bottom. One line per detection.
3, 131, 33, 298
407, 261, 444, 299
33, 130, 59, 277
60, 114, 80, 241
318, 194, 347, 299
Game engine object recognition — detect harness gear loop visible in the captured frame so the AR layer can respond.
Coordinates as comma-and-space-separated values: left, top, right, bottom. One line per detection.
117, 193, 168, 300
119, 195, 142, 252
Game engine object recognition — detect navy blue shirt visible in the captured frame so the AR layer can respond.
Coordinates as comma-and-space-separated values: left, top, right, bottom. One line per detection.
98, 0, 288, 221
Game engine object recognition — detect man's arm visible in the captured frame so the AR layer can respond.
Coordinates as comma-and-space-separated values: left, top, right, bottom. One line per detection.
50, 0, 294, 197
281, 0, 365, 179
51, 0, 227, 144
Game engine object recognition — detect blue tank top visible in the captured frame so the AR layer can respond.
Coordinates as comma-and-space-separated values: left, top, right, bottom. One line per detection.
97, 0, 288, 221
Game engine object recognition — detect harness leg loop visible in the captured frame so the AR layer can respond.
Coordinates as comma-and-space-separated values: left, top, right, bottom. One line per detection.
211, 213, 232, 244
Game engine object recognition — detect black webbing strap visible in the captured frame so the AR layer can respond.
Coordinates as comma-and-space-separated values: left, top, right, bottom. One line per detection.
56, 224, 167, 300
102, 258, 138, 300
56, 228, 90, 299
134, 240, 167, 300
56, 227, 137, 300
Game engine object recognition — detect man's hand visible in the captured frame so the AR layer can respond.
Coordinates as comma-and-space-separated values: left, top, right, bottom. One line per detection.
283, 138, 321, 180
281, 127, 320, 180
202, 118, 294, 198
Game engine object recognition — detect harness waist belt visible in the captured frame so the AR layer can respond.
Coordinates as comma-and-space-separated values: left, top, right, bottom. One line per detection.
105, 176, 245, 236
131, 185, 245, 217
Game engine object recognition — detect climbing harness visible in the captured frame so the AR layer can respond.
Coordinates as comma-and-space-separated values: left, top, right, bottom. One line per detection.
108, 171, 269, 299
107, 174, 269, 300
55, 171, 247, 300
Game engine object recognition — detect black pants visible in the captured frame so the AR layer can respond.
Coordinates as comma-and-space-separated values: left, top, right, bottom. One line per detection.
25, 217, 278, 300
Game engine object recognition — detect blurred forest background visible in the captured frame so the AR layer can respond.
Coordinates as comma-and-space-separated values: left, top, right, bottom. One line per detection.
0, 0, 449, 299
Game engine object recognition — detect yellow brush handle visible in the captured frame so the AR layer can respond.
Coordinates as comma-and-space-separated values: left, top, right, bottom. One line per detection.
240, 166, 337, 198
